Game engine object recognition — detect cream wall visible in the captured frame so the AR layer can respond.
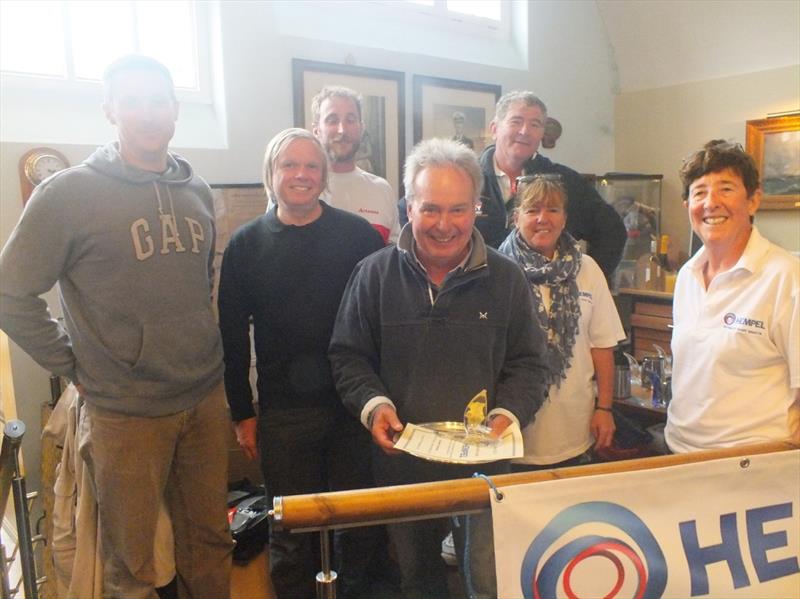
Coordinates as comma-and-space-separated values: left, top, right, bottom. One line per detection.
615, 65, 800, 256
0, 1, 616, 504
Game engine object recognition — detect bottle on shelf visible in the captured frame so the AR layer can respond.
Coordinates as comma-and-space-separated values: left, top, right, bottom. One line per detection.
659, 234, 677, 293
634, 237, 663, 291
658, 234, 671, 270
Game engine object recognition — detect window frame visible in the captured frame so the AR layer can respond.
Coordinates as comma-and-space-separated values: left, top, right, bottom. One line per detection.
373, 0, 510, 40
0, 0, 213, 105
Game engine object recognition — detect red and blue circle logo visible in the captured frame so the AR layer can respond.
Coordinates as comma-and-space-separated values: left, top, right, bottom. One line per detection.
520, 501, 668, 599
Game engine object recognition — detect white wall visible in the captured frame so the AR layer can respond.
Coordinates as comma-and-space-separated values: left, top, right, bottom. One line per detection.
598, 0, 800, 93
0, 1, 616, 500
615, 65, 800, 256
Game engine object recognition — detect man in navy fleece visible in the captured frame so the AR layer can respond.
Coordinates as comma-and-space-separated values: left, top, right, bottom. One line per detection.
330, 138, 549, 598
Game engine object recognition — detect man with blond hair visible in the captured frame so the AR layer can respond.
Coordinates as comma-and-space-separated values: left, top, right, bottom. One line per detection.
219, 128, 384, 597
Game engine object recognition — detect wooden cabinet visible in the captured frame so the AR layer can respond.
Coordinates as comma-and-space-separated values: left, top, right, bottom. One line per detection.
620, 288, 673, 361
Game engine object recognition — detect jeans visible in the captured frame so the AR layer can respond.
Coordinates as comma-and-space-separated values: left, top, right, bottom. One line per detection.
82, 384, 233, 599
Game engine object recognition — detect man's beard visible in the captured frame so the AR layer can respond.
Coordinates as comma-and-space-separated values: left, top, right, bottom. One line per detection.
326, 137, 360, 164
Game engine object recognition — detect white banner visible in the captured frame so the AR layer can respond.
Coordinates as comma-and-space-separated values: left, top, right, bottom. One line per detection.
492, 450, 800, 599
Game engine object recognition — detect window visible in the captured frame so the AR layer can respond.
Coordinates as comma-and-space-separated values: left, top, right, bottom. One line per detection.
0, 0, 225, 148
0, 0, 209, 100
406, 0, 502, 21
271, 1, 525, 71
394, 0, 507, 36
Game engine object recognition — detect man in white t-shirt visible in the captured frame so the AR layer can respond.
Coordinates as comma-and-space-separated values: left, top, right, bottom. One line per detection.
312, 86, 400, 244
665, 140, 800, 453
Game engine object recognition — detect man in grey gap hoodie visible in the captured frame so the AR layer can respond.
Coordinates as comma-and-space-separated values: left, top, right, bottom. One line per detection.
0, 56, 232, 598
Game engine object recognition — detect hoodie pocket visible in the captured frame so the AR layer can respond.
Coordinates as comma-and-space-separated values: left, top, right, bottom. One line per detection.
130, 308, 222, 384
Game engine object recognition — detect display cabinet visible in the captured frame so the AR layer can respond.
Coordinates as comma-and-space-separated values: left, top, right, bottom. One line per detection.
596, 173, 663, 292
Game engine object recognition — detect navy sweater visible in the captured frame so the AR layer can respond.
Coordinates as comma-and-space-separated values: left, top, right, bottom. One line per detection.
218, 202, 384, 420
329, 227, 549, 429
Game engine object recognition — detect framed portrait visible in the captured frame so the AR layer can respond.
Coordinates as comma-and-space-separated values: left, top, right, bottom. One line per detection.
745, 114, 800, 210
412, 75, 501, 155
292, 59, 405, 195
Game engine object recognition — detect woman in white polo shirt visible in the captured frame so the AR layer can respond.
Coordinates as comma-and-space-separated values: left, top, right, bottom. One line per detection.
666, 140, 800, 453
499, 176, 626, 468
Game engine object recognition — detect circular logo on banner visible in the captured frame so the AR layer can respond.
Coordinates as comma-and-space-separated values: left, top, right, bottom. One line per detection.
724, 313, 737, 325
520, 501, 668, 599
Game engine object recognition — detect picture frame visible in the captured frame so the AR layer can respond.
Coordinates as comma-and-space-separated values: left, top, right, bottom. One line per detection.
210, 183, 267, 251
292, 58, 405, 195
745, 114, 800, 210
412, 75, 501, 155
208, 183, 267, 316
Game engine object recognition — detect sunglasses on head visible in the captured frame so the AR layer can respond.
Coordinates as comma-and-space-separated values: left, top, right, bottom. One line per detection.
515, 173, 563, 187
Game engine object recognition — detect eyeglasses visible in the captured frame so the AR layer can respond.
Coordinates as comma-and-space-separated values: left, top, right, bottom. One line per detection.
713, 141, 744, 152
515, 173, 563, 188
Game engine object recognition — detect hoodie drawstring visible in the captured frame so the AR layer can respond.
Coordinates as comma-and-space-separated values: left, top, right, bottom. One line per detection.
153, 182, 177, 225
154, 182, 164, 217
166, 185, 177, 220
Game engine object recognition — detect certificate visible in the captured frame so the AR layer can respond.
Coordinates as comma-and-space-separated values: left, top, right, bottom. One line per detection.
394, 422, 523, 464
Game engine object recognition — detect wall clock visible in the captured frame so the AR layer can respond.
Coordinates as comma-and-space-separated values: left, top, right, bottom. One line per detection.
19, 147, 70, 204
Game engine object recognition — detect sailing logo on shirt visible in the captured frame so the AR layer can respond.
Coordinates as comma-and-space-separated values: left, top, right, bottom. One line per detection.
723, 312, 765, 335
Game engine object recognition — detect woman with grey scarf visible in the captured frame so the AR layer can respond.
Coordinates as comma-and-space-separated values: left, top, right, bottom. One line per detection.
499, 176, 626, 470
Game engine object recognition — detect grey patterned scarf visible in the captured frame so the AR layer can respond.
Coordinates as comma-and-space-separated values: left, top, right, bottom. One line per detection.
499, 230, 582, 388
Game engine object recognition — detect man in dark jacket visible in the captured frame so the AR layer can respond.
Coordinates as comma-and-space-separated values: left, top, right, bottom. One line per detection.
480, 91, 625, 276
330, 138, 549, 598
400, 91, 626, 278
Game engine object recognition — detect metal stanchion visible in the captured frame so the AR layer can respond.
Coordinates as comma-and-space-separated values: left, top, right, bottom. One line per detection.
314, 530, 337, 599
1, 543, 13, 599
1, 420, 41, 599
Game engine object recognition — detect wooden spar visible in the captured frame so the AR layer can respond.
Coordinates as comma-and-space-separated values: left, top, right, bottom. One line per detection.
271, 440, 798, 532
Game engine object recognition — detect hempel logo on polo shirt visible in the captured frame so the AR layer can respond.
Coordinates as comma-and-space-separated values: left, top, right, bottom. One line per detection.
723, 312, 765, 335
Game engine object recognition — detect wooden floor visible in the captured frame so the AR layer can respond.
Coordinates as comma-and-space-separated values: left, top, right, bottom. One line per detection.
230, 548, 464, 599
231, 550, 275, 599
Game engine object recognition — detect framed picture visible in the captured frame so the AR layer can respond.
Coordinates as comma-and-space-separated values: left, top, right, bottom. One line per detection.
413, 75, 501, 155
292, 59, 405, 195
745, 114, 800, 210
209, 183, 268, 317
210, 183, 267, 251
